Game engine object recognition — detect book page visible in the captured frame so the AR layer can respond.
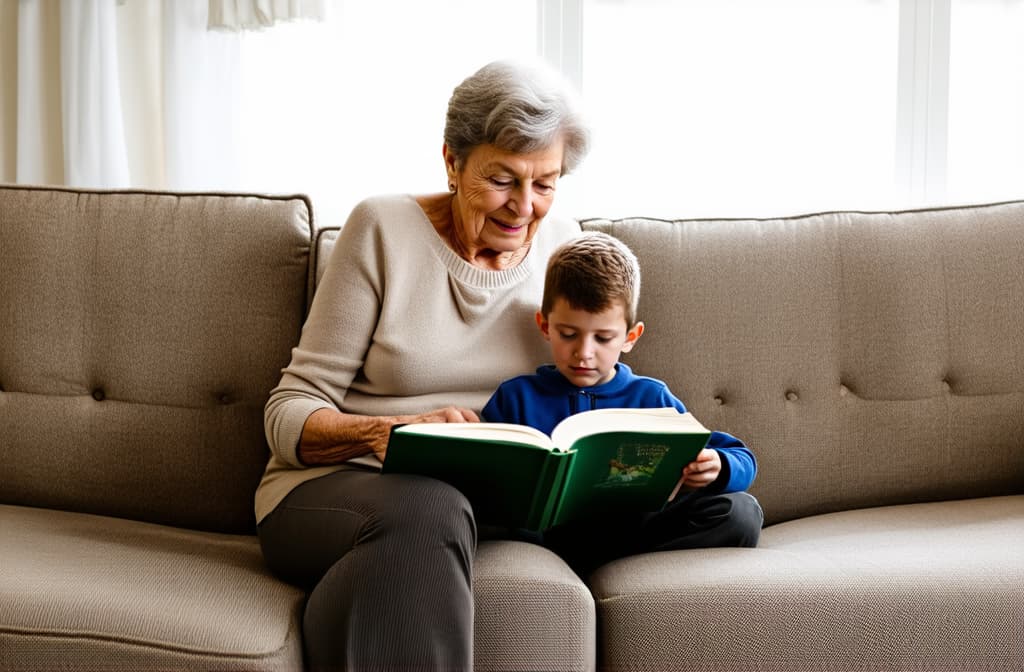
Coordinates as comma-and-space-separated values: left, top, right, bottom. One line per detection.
550, 407, 708, 449
394, 422, 554, 449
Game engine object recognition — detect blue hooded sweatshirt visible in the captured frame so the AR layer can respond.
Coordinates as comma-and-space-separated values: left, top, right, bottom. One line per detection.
482, 362, 756, 494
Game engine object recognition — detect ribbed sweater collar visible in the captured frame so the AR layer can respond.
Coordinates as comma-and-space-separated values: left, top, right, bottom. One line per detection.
410, 195, 542, 289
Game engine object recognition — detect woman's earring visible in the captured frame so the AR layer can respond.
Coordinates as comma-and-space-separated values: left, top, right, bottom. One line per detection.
448, 182, 457, 194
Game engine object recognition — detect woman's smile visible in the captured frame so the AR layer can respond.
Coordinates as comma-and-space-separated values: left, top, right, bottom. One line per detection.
490, 217, 526, 233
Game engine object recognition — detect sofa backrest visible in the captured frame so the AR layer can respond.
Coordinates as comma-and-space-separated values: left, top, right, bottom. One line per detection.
0, 185, 313, 534
583, 202, 1024, 525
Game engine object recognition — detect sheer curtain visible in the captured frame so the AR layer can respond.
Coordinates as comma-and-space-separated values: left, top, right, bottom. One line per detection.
208, 0, 326, 30
4, 0, 1021, 221
1, 0, 536, 227
1, 0, 273, 190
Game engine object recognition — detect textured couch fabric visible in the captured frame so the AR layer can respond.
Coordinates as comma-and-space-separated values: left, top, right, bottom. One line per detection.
0, 185, 594, 671
3, 185, 1022, 671
2, 504, 306, 670
0, 186, 313, 533
581, 203, 1024, 670
1, 185, 316, 670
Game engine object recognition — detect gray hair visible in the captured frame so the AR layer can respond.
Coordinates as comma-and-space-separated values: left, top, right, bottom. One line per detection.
444, 59, 591, 175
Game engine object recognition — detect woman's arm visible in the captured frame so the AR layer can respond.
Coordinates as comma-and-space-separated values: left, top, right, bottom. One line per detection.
264, 197, 405, 469
297, 406, 479, 465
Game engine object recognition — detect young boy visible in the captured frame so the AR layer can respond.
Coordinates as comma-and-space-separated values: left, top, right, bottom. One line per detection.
482, 232, 762, 572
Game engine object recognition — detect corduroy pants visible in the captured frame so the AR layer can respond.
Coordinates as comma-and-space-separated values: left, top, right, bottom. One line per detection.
258, 469, 476, 672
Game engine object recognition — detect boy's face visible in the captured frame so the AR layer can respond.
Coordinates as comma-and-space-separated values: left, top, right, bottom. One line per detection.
536, 297, 644, 387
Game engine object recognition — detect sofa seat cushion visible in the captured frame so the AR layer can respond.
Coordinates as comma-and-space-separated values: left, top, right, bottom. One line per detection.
588, 495, 1023, 672
473, 540, 595, 672
0, 504, 306, 671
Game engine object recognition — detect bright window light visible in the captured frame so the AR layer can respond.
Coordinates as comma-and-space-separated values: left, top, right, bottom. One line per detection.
946, 0, 1024, 206
570, 0, 901, 219
227, 0, 1023, 224
236, 1, 537, 227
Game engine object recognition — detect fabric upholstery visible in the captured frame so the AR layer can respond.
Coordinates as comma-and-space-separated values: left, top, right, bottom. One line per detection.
5, 185, 1023, 672
0, 185, 313, 533
474, 541, 595, 672
583, 202, 1024, 526
313, 226, 340, 290
0, 503, 306, 671
589, 496, 1024, 672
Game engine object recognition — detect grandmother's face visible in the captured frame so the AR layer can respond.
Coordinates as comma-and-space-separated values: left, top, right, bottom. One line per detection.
447, 141, 564, 257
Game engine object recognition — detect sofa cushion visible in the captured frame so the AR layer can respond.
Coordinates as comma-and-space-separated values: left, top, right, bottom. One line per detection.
0, 185, 314, 533
0, 503, 306, 670
474, 540, 595, 672
582, 202, 1024, 525
588, 495, 1024, 672
313, 226, 341, 290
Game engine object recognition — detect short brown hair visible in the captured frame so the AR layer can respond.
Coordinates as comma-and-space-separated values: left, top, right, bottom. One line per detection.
541, 232, 641, 326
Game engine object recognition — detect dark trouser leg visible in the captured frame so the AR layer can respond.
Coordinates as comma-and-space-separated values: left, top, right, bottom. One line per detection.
638, 490, 763, 552
258, 469, 476, 672
544, 490, 763, 577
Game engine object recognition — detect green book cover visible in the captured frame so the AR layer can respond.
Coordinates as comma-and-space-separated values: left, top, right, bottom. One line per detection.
382, 408, 711, 531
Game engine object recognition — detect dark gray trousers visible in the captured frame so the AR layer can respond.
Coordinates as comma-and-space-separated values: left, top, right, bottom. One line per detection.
258, 469, 476, 672
541, 490, 764, 576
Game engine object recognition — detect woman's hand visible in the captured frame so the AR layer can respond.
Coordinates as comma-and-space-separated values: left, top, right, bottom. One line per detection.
402, 406, 480, 425
373, 406, 480, 461
299, 406, 479, 466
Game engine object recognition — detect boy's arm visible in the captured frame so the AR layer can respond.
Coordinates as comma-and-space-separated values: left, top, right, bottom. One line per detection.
655, 384, 758, 492
481, 384, 515, 423
705, 431, 757, 493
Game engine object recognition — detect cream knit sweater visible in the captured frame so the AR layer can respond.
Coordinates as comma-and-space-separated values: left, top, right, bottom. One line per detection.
256, 194, 581, 523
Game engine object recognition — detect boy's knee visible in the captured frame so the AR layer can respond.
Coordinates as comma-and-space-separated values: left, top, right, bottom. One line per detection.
726, 491, 763, 547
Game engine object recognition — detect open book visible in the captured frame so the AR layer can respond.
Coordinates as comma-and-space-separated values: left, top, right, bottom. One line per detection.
382, 407, 711, 532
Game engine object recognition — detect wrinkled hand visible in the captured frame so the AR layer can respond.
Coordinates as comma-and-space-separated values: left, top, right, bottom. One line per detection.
375, 406, 480, 461
680, 448, 721, 489
406, 406, 480, 425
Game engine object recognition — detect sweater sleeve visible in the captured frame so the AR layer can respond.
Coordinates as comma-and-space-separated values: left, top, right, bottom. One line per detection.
263, 198, 386, 467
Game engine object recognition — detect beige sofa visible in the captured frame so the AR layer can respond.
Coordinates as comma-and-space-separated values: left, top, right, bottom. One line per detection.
2, 183, 1021, 671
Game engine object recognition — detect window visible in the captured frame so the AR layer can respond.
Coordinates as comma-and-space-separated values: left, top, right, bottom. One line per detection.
236, 1, 537, 227
946, 0, 1024, 206
233, 0, 1024, 224
570, 0, 900, 219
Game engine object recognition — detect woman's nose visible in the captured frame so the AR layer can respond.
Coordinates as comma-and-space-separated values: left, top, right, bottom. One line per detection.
508, 186, 534, 217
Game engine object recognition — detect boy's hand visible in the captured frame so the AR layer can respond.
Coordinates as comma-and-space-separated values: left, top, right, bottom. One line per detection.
680, 448, 721, 489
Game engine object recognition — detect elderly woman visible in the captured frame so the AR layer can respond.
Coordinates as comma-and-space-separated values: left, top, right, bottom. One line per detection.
256, 60, 590, 670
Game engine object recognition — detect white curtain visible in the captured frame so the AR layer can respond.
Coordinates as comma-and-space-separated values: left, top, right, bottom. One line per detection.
0, 0, 297, 190
208, 0, 326, 31
58, 0, 130, 186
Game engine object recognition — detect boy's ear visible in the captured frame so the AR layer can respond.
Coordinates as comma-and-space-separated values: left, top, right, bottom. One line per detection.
535, 310, 551, 340
621, 321, 645, 352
